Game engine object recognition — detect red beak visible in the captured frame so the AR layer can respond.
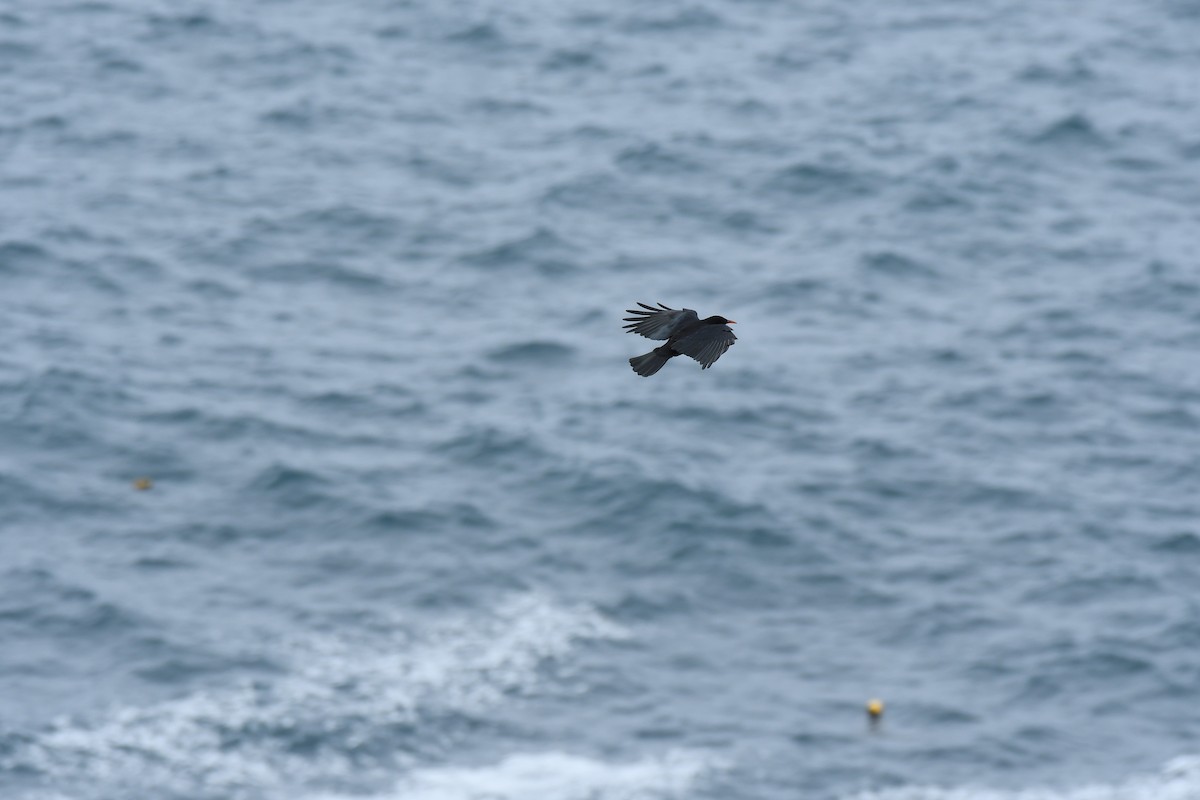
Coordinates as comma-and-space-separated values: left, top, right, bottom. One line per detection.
727, 320, 737, 324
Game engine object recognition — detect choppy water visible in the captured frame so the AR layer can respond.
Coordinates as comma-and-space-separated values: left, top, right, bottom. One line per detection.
3, 1, 1200, 798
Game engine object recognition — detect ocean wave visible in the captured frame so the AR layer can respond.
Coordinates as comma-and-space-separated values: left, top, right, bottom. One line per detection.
1029, 114, 1108, 150
1, 595, 626, 798
444, 22, 510, 49
468, 97, 551, 118
620, 7, 724, 34
459, 227, 578, 273
0, 568, 143, 640
290, 205, 404, 246
1151, 531, 1200, 554
0, 240, 52, 276
248, 260, 392, 291
144, 405, 384, 451
903, 186, 974, 213
488, 341, 576, 365
540, 173, 658, 217
0, 470, 68, 520
548, 469, 761, 528
1104, 260, 1200, 318
615, 142, 704, 176
0, 39, 37, 64
859, 251, 941, 280
365, 503, 496, 535
670, 196, 779, 237
435, 426, 547, 468
764, 162, 878, 202
244, 463, 346, 512
144, 10, 224, 38
541, 47, 603, 72
847, 755, 1200, 800
312, 749, 714, 800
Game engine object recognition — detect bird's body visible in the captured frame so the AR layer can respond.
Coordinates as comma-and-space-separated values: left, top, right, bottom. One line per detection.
623, 302, 737, 376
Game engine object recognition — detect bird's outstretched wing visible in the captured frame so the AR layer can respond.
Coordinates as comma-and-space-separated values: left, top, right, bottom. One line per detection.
673, 324, 736, 369
622, 303, 698, 340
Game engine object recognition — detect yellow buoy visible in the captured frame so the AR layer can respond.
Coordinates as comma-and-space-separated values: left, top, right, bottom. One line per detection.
866, 698, 884, 719
133, 477, 154, 491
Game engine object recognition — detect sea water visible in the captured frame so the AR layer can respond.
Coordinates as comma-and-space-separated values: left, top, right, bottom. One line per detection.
2, 1, 1200, 798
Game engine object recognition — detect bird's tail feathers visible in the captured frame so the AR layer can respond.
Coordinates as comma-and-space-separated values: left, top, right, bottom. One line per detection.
629, 347, 671, 377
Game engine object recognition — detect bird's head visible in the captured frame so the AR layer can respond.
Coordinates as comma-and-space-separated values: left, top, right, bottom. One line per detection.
702, 315, 736, 325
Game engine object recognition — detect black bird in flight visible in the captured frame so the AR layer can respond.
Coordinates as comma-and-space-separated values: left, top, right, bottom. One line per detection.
624, 302, 737, 377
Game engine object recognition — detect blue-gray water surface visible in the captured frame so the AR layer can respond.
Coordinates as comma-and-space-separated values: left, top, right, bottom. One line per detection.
3, 1, 1200, 798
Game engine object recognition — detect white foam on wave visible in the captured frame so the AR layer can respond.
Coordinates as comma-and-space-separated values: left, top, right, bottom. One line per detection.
848, 755, 1200, 800
313, 749, 714, 800
5, 593, 626, 797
